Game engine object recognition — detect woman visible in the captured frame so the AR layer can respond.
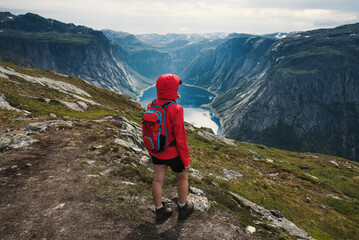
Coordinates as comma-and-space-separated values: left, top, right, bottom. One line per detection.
145, 74, 194, 224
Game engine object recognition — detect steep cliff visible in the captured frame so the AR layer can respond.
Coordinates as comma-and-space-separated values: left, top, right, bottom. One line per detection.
181, 35, 276, 92
0, 12, 148, 97
204, 24, 359, 161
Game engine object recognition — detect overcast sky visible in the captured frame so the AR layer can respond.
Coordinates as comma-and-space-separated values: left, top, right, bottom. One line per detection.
0, 0, 358, 34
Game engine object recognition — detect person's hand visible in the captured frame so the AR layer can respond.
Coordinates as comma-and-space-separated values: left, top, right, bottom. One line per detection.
184, 165, 190, 172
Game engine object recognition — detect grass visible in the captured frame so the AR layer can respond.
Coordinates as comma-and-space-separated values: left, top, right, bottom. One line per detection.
185, 128, 359, 240
0, 61, 143, 123
0, 31, 94, 44
2, 60, 359, 239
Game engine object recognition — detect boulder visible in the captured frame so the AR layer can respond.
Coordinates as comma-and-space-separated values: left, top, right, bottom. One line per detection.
329, 160, 339, 168
114, 138, 143, 154
189, 168, 203, 179
189, 186, 204, 196
246, 149, 260, 160
217, 168, 243, 180
188, 193, 210, 212
185, 123, 195, 132
0, 134, 39, 149
59, 100, 88, 112
92, 145, 103, 150
24, 120, 74, 132
197, 130, 236, 146
245, 226, 256, 234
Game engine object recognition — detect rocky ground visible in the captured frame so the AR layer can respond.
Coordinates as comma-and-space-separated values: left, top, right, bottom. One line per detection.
0, 116, 269, 240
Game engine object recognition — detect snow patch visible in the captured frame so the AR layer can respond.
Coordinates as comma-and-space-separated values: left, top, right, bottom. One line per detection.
275, 33, 287, 39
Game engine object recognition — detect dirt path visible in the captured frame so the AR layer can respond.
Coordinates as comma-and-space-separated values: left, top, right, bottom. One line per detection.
0, 124, 265, 240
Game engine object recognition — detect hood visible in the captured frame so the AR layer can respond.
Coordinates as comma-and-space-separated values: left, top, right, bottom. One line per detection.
156, 74, 181, 100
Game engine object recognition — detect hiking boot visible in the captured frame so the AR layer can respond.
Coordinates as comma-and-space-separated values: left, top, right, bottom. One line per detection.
155, 203, 173, 224
178, 201, 194, 221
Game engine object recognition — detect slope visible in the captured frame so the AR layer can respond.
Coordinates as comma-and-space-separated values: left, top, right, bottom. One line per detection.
1, 62, 359, 240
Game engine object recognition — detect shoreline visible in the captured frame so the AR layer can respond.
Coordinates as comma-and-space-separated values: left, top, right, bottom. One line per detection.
136, 83, 225, 135
136, 83, 156, 106
190, 84, 224, 131
183, 83, 225, 136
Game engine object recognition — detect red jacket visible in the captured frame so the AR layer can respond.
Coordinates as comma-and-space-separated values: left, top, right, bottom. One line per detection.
147, 74, 191, 167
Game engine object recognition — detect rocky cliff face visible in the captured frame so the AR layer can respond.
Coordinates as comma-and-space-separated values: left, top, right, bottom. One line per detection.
0, 12, 148, 97
181, 35, 276, 92
186, 23, 359, 161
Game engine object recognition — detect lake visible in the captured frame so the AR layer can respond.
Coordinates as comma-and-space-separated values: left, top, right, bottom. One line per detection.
139, 84, 222, 135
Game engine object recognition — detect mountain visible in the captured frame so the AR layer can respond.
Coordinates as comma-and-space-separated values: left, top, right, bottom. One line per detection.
182, 23, 359, 162
1, 61, 359, 240
135, 33, 228, 48
0, 12, 149, 97
181, 35, 276, 92
103, 30, 174, 79
104, 30, 228, 79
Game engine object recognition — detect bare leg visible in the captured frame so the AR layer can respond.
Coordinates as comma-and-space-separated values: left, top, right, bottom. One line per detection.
152, 164, 168, 207
175, 171, 188, 204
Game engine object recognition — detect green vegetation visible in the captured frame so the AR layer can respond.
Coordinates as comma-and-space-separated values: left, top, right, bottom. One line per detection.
0, 30, 94, 44
185, 128, 359, 240
1, 61, 359, 240
0, 61, 143, 123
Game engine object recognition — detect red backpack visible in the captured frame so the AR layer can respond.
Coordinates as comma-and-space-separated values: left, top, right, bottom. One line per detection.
142, 99, 176, 153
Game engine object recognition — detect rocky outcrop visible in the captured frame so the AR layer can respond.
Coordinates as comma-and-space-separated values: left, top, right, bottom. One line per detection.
59, 100, 88, 112
230, 192, 314, 240
24, 120, 74, 132
197, 129, 237, 146
0, 91, 23, 112
0, 65, 106, 111
0, 133, 38, 149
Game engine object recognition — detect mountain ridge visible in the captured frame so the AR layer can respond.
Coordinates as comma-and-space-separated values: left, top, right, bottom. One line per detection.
0, 12, 149, 98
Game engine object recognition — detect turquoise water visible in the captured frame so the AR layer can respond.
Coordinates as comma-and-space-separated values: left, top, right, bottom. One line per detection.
139, 84, 222, 135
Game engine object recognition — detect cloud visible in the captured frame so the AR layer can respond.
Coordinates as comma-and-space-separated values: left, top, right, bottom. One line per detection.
0, 0, 358, 34
179, 27, 190, 33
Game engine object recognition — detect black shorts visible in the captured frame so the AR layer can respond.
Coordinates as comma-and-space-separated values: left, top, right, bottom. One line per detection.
151, 155, 185, 173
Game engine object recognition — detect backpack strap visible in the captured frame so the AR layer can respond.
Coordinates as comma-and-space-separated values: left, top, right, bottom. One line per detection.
162, 100, 176, 109
150, 99, 157, 107
151, 99, 176, 109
